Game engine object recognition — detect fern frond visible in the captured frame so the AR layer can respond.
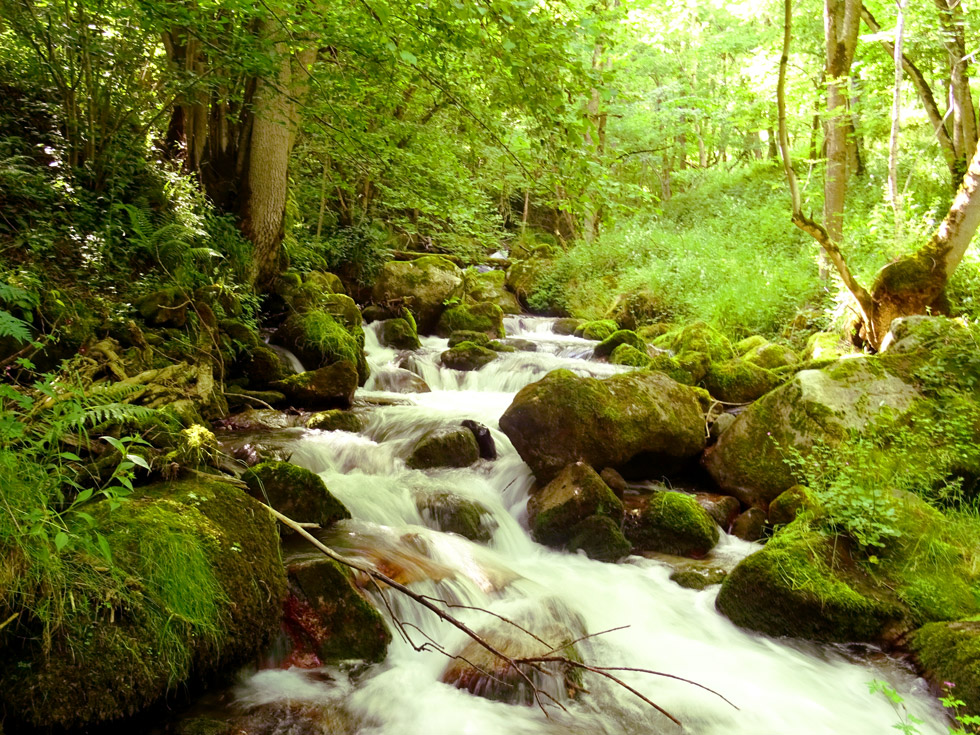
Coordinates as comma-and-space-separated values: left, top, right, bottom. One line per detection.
0, 309, 32, 343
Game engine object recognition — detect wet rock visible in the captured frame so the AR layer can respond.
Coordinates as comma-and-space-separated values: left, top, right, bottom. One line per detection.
593, 329, 647, 358
702, 357, 919, 507
527, 462, 624, 547
500, 369, 706, 483
407, 427, 480, 469
242, 460, 350, 532
272, 362, 359, 410
695, 493, 740, 529
462, 419, 497, 460
372, 367, 431, 394
441, 341, 497, 371
174, 717, 232, 735
416, 490, 497, 542
609, 343, 652, 368
372, 255, 464, 333
567, 515, 632, 562
671, 567, 728, 590
498, 338, 538, 352
379, 317, 421, 350
625, 491, 719, 558
599, 467, 628, 499
911, 620, 980, 717
361, 304, 391, 323
463, 268, 522, 314
768, 485, 816, 526
448, 329, 491, 347
243, 343, 292, 387
552, 318, 583, 335
285, 557, 391, 662
306, 409, 364, 433
731, 508, 767, 542
708, 412, 736, 440
703, 359, 782, 403
436, 302, 505, 339
232, 701, 358, 735
215, 408, 306, 432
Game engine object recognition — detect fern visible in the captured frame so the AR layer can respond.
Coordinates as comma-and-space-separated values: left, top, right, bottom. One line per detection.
0, 309, 32, 343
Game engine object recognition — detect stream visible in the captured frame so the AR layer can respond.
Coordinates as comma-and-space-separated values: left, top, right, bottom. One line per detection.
210, 316, 948, 735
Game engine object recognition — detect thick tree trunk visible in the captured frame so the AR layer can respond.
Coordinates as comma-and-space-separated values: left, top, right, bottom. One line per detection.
934, 0, 978, 180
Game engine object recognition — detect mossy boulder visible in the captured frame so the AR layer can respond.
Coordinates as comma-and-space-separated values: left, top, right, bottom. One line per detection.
735, 335, 768, 356
647, 353, 695, 384
625, 491, 719, 558
505, 258, 553, 311
702, 359, 782, 403
448, 330, 491, 347
574, 319, 618, 341
272, 362, 359, 409
675, 350, 712, 383
655, 321, 735, 363
379, 317, 421, 350
436, 302, 505, 339
527, 462, 625, 547
407, 427, 480, 469
768, 485, 816, 526
224, 386, 286, 411
609, 344, 652, 368
243, 343, 292, 388
605, 291, 672, 330
499, 369, 706, 483
593, 329, 646, 359
463, 268, 522, 314
0, 477, 285, 729
304, 270, 346, 295
702, 357, 919, 507
670, 564, 729, 590
273, 310, 368, 385
241, 460, 350, 532
372, 256, 465, 333
135, 287, 190, 327
306, 409, 364, 433
553, 318, 583, 336
416, 491, 497, 542
284, 557, 390, 662
567, 515, 632, 562
744, 342, 799, 370
911, 620, 980, 717
715, 524, 906, 643
441, 341, 497, 371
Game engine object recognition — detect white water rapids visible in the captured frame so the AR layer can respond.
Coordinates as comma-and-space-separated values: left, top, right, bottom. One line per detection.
226, 316, 948, 735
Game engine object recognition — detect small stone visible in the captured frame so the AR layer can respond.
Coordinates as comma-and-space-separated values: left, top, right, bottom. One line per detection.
408, 427, 480, 469
461, 419, 497, 460
731, 508, 767, 541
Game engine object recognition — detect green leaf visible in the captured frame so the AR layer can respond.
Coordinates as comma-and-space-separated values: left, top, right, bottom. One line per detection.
400, 49, 418, 65
73, 489, 94, 505
54, 532, 69, 552
103, 436, 126, 453
96, 532, 112, 563
60, 451, 82, 461
127, 453, 150, 470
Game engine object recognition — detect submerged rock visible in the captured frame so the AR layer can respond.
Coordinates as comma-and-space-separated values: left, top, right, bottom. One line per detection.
372, 367, 431, 394
306, 409, 365, 433
416, 491, 497, 542
241, 460, 350, 532
500, 369, 705, 483
441, 341, 497, 371
407, 427, 480, 469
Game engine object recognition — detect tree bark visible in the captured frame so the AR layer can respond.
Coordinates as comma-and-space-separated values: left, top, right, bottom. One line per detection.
887, 0, 905, 235
934, 0, 978, 180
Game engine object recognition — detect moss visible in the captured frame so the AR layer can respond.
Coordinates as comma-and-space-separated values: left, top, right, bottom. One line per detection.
488, 340, 516, 352
272, 363, 358, 409
703, 358, 782, 403
567, 515, 632, 562
416, 491, 497, 542
553, 318, 583, 335
626, 491, 719, 558
274, 310, 368, 385
911, 620, 980, 716
380, 317, 421, 350
440, 341, 497, 371
242, 460, 350, 531
605, 291, 672, 330
594, 329, 646, 358
575, 319, 618, 341
716, 523, 905, 642
436, 302, 505, 338
304, 270, 346, 294
243, 343, 289, 387
674, 349, 711, 383
671, 567, 728, 590
768, 485, 817, 526
735, 335, 768, 356
529, 462, 625, 547
646, 353, 694, 384
805, 331, 851, 360
463, 268, 522, 314
407, 428, 480, 469
609, 343, 652, 368
637, 323, 671, 341
744, 342, 799, 370
166, 424, 219, 469
0, 478, 285, 729
449, 330, 491, 347
306, 409, 364, 433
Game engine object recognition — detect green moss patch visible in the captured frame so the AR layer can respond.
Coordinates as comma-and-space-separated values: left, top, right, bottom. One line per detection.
625, 491, 719, 558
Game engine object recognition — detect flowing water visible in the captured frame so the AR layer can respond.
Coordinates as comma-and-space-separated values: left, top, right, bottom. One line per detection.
218, 316, 948, 735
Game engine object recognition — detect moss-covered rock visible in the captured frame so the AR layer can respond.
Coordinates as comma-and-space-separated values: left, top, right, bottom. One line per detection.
625, 491, 719, 558
306, 409, 364, 433
716, 524, 906, 643
670, 565, 729, 590
911, 620, 980, 717
243, 343, 291, 387
304, 270, 346, 295
440, 341, 497, 371
505, 258, 553, 311
744, 342, 799, 370
656, 321, 735, 363
703, 359, 783, 403
135, 287, 190, 327
436, 302, 505, 339
768, 485, 816, 526
488, 340, 516, 352
735, 335, 768, 356
499, 369, 706, 483
609, 344, 652, 368
567, 515, 632, 562
594, 329, 646, 359
407, 427, 480, 469
605, 291, 672, 330
272, 363, 358, 409
241, 460, 350, 532
804, 332, 852, 361
224, 386, 286, 411
574, 319, 618, 341
273, 310, 368, 385
463, 268, 522, 314
0, 477, 285, 729
284, 557, 391, 662
674, 349, 711, 383
647, 353, 695, 384
527, 462, 625, 547
416, 491, 497, 542
372, 256, 465, 333
702, 356, 920, 507
379, 317, 421, 350
448, 330, 491, 347
553, 318, 583, 336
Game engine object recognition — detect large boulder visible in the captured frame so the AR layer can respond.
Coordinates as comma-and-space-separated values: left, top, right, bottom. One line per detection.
911, 620, 980, 717
241, 460, 350, 533
372, 256, 464, 333
625, 491, 719, 558
499, 369, 706, 483
702, 357, 919, 507
272, 362, 358, 409
0, 478, 286, 729
463, 268, 522, 314
407, 427, 480, 469
273, 310, 368, 385
436, 302, 505, 339
527, 462, 624, 547
702, 359, 782, 403
441, 341, 497, 371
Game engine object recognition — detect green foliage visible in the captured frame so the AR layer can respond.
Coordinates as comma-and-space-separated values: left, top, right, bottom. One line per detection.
869, 679, 980, 735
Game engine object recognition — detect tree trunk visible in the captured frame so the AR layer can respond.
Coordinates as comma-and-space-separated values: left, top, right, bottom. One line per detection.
935, 0, 978, 181
887, 0, 905, 235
